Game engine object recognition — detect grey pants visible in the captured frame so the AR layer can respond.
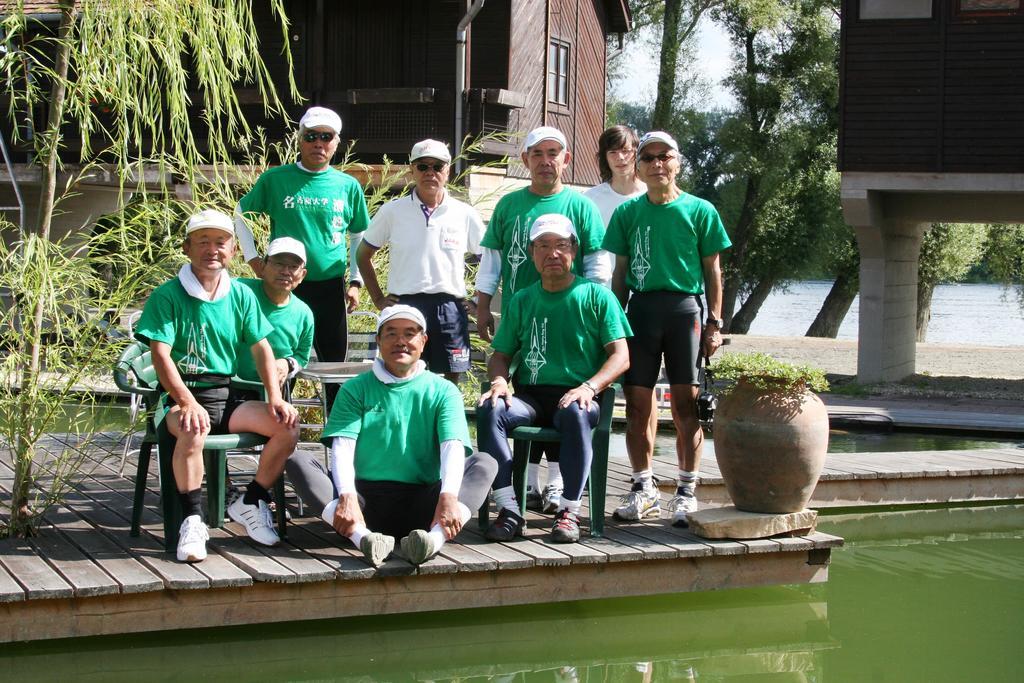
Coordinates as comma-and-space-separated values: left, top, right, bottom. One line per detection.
285, 449, 497, 538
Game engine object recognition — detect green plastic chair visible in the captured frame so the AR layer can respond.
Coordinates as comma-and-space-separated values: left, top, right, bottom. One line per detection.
113, 342, 286, 552
478, 386, 616, 538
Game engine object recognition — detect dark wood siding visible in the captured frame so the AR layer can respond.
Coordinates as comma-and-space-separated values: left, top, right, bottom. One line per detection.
507, 0, 606, 184
839, 0, 1024, 173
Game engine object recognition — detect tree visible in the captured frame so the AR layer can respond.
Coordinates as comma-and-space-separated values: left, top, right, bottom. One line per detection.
713, 0, 840, 330
916, 223, 988, 341
0, 0, 294, 537
984, 223, 1024, 310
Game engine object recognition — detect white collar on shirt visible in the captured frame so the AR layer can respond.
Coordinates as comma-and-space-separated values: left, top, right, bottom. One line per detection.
177, 263, 231, 302
372, 357, 426, 384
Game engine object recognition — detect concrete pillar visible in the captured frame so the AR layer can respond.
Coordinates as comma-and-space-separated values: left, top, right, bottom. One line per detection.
853, 219, 926, 383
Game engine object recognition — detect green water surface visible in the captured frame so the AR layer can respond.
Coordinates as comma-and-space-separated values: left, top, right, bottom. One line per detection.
4, 505, 1022, 682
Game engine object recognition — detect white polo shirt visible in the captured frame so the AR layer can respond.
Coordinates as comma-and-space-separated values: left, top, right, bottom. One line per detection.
362, 189, 485, 297
584, 181, 646, 226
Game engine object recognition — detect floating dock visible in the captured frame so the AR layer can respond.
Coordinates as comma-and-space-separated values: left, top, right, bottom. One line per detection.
1, 432, 841, 643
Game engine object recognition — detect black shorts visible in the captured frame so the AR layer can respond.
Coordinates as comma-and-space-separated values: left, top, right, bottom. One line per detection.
624, 291, 703, 388
356, 479, 441, 539
399, 293, 471, 374
165, 385, 247, 434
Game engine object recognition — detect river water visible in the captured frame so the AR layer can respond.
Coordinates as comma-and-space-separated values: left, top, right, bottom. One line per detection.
746, 281, 1024, 347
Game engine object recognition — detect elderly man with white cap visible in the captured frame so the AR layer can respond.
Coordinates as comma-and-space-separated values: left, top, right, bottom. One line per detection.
477, 214, 631, 544
355, 139, 484, 384
233, 237, 314, 390
134, 210, 299, 563
603, 131, 731, 527
474, 125, 612, 515
285, 304, 497, 567
234, 106, 370, 407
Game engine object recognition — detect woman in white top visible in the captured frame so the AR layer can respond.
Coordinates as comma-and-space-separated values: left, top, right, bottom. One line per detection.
584, 125, 647, 224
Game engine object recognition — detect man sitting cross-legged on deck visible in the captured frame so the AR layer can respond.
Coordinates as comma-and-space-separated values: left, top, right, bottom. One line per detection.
477, 214, 631, 543
285, 305, 497, 566
134, 209, 300, 563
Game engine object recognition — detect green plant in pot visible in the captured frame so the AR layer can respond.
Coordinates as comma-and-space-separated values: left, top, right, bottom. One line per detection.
710, 352, 830, 514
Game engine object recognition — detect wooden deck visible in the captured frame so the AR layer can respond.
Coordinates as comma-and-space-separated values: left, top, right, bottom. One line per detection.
0, 432, 841, 643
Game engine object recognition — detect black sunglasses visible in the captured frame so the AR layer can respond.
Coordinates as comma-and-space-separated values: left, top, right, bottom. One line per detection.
414, 162, 446, 173
638, 152, 675, 164
302, 131, 335, 143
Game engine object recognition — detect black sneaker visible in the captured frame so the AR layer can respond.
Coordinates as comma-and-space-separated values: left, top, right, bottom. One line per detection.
551, 509, 581, 543
485, 507, 526, 541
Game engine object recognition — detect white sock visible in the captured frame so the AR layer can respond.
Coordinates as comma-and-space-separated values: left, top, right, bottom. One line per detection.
457, 501, 471, 524
527, 463, 540, 491
493, 486, 519, 514
426, 524, 447, 552
559, 496, 582, 515
348, 523, 370, 547
547, 461, 563, 489
678, 469, 697, 496
633, 468, 654, 491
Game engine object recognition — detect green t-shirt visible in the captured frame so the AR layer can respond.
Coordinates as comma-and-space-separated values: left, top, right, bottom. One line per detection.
238, 164, 370, 281
134, 278, 272, 386
233, 278, 315, 382
480, 187, 605, 316
320, 371, 472, 485
602, 193, 731, 294
492, 278, 632, 387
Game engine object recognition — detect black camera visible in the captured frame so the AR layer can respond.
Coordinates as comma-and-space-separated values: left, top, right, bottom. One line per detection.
697, 389, 717, 427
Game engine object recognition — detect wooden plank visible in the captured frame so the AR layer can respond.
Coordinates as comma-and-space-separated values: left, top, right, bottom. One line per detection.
220, 521, 337, 583
579, 534, 644, 562
30, 516, 121, 598
0, 559, 26, 603
206, 527, 298, 583
773, 536, 815, 553
277, 520, 376, 580
666, 526, 749, 556
456, 528, 536, 570
53, 492, 168, 593
804, 532, 844, 549
71, 442, 255, 588
436, 542, 500, 573
736, 538, 784, 554
0, 542, 74, 600
625, 521, 713, 558
600, 525, 678, 560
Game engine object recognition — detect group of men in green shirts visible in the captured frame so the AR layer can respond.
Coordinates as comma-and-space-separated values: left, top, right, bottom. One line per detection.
137, 105, 731, 566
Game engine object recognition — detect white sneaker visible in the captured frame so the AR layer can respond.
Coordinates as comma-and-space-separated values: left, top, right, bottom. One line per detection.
228, 496, 281, 546
613, 484, 661, 521
668, 493, 698, 527
541, 484, 563, 514
177, 514, 209, 563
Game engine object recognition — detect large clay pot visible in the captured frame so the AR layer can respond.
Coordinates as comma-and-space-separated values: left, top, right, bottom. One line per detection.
713, 378, 829, 513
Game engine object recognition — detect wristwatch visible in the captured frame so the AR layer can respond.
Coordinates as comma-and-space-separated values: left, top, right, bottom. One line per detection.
706, 317, 724, 330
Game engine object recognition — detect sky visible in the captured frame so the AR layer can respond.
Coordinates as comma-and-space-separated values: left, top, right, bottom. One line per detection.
614, 18, 735, 110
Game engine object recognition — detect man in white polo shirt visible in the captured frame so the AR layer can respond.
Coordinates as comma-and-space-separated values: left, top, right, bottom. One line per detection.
356, 139, 484, 384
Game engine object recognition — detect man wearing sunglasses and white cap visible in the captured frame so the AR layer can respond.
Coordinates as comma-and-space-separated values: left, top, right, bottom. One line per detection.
355, 139, 485, 384
603, 130, 731, 527
285, 304, 497, 567
234, 106, 370, 408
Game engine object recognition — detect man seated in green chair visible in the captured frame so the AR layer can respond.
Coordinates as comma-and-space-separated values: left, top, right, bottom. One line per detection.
477, 214, 631, 543
233, 236, 315, 394
286, 305, 497, 567
135, 209, 299, 563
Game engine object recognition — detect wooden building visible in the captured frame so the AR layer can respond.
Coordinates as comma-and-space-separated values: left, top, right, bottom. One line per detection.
246, 0, 631, 186
838, 0, 1024, 382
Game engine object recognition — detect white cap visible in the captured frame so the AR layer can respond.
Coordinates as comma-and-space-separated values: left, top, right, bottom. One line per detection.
637, 131, 679, 153
299, 106, 342, 134
410, 139, 452, 164
185, 209, 234, 236
522, 126, 567, 152
529, 213, 577, 242
376, 304, 427, 333
266, 237, 307, 263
